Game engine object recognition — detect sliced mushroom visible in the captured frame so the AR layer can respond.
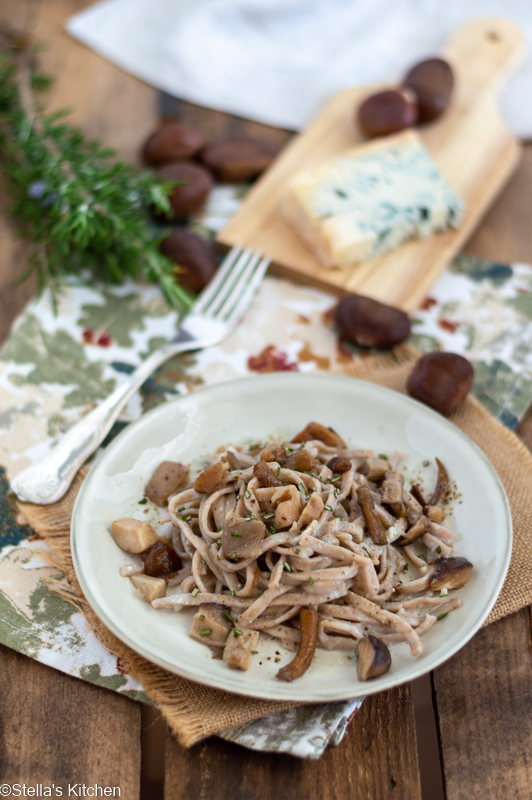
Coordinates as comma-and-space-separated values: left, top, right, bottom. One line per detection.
226, 451, 244, 471
189, 604, 231, 647
110, 518, 159, 554
140, 540, 182, 578
222, 518, 266, 559
426, 505, 446, 524
356, 635, 392, 681
223, 628, 260, 670
193, 462, 225, 493
398, 515, 431, 546
298, 493, 324, 527
427, 458, 449, 506
272, 484, 301, 529
131, 574, 166, 602
381, 469, 405, 516
145, 461, 189, 506
364, 457, 388, 480
410, 484, 427, 508
276, 607, 319, 681
260, 444, 287, 463
253, 460, 283, 488
356, 483, 387, 546
281, 450, 319, 472
326, 456, 352, 474
429, 557, 473, 591
291, 421, 346, 448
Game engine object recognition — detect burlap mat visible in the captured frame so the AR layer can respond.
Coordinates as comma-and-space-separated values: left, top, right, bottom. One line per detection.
18, 349, 532, 746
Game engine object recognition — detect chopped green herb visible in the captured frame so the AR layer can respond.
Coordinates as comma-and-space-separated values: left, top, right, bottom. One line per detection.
436, 546, 442, 554
217, 539, 221, 545
225, 612, 232, 621
439, 592, 448, 598
334, 489, 340, 497
437, 612, 448, 621
295, 549, 300, 555
245, 489, 251, 498
199, 614, 205, 621
234, 532, 242, 538
217, 527, 222, 533
178, 506, 185, 512
263, 513, 275, 520
284, 563, 292, 572
378, 454, 387, 460
138, 498, 148, 505
288, 447, 294, 452
419, 554, 428, 563
277, 466, 281, 476
423, 460, 430, 467
334, 514, 343, 519
252, 650, 258, 655
298, 483, 306, 494
231, 591, 236, 596
325, 504, 334, 512
234, 628, 243, 636
364, 548, 372, 559
331, 476, 341, 483
249, 443, 260, 450
308, 577, 314, 585
191, 588, 199, 597
165, 581, 169, 588
201, 558, 205, 563
200, 628, 212, 636
403, 564, 409, 571
216, 555, 220, 560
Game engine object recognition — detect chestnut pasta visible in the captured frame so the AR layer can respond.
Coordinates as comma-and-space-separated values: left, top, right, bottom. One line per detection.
114, 421, 473, 680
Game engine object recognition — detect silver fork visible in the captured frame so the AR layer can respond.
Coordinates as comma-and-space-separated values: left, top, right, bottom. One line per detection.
11, 246, 269, 505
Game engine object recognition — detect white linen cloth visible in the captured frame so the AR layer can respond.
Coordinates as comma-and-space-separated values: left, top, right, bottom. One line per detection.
67, 0, 532, 137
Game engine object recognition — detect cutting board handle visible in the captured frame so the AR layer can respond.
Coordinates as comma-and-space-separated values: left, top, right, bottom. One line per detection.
443, 18, 524, 95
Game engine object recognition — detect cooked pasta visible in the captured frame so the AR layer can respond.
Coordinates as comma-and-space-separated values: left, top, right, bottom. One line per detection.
112, 421, 473, 680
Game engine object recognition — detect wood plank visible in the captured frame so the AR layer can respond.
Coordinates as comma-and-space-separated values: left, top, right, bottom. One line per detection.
165, 685, 421, 800
433, 610, 532, 800
0, 643, 141, 794
217, 19, 523, 311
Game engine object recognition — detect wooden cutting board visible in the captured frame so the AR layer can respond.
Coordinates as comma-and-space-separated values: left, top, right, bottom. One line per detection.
217, 18, 524, 312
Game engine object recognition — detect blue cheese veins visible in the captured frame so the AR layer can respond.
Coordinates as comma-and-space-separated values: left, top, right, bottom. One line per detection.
283, 131, 463, 269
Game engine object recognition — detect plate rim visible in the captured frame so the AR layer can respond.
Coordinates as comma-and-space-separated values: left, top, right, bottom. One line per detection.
71, 372, 513, 702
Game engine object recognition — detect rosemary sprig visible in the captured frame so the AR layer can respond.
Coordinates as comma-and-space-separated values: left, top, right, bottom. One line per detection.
0, 39, 194, 312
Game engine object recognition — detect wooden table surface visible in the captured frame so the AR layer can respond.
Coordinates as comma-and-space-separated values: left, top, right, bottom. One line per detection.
1, 3, 532, 799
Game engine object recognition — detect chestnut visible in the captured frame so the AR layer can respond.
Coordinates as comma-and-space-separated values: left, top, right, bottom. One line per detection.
200, 137, 277, 182
142, 123, 206, 166
357, 88, 418, 138
140, 540, 182, 578
159, 230, 218, 293
356, 635, 391, 681
407, 352, 474, 416
335, 294, 411, 349
156, 162, 214, 220
403, 58, 454, 124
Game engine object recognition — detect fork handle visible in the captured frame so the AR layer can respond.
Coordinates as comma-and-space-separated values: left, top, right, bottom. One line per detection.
10, 340, 191, 505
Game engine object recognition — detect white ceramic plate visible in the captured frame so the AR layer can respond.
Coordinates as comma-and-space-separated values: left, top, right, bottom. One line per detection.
72, 373, 512, 702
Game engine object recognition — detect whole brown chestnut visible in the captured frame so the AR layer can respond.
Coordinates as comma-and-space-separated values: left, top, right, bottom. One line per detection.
357, 88, 418, 138
403, 58, 454, 124
159, 230, 217, 293
142, 123, 206, 166
200, 137, 277, 182
335, 294, 411, 349
407, 352, 474, 416
156, 162, 213, 220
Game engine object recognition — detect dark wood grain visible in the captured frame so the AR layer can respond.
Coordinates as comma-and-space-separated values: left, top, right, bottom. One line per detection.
165, 685, 422, 800
0, 643, 141, 794
433, 610, 532, 800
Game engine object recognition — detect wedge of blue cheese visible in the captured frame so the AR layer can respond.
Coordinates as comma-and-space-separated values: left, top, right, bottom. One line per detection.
283, 130, 463, 269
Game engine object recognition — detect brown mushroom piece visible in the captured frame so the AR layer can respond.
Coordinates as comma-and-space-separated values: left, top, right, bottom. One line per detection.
189, 604, 231, 647
356, 635, 392, 681
429, 557, 473, 591
357, 88, 418, 138
276, 607, 319, 681
335, 294, 411, 350
427, 458, 449, 506
110, 518, 159, 553
223, 628, 260, 671
407, 352, 474, 416
142, 123, 206, 166
381, 469, 405, 516
260, 444, 287, 463
397, 514, 431, 546
410, 484, 427, 507
356, 483, 388, 546
403, 58, 454, 123
222, 518, 266, 560
193, 462, 225, 493
326, 456, 352, 474
140, 540, 182, 578
225, 451, 244, 471
159, 230, 218, 294
281, 450, 319, 472
291, 421, 346, 448
145, 460, 189, 506
156, 161, 214, 220
253, 460, 283, 488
